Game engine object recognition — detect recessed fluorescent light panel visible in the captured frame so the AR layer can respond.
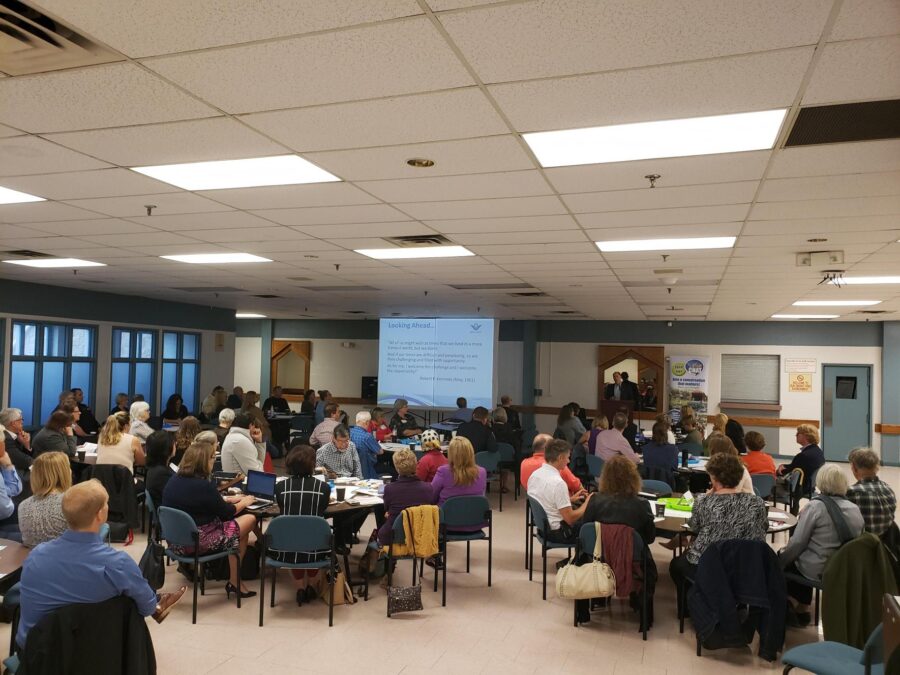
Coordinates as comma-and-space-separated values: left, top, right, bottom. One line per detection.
831, 276, 900, 285
161, 253, 272, 264
524, 109, 787, 167
793, 300, 880, 307
0, 186, 45, 205
354, 246, 474, 260
131, 155, 340, 190
596, 237, 736, 252
3, 258, 105, 268
771, 314, 839, 320
235, 313, 267, 318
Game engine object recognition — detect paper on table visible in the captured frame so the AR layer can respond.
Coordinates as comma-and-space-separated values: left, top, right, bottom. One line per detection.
81, 443, 98, 453
350, 495, 383, 506
767, 511, 790, 521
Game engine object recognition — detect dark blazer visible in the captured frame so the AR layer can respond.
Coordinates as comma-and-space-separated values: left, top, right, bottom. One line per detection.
144, 465, 174, 509
502, 405, 521, 431
76, 403, 100, 435
782, 444, 826, 493
456, 420, 497, 454
4, 431, 33, 472
604, 380, 640, 402
583, 494, 656, 547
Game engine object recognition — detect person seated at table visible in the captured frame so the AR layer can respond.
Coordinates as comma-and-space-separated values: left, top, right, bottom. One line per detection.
226, 386, 244, 410
311, 402, 342, 448
681, 416, 703, 446
31, 410, 77, 458
368, 408, 394, 442
449, 397, 474, 423
128, 401, 154, 444
586, 415, 609, 456
349, 411, 384, 479
742, 431, 776, 476
314, 390, 332, 424
161, 394, 189, 425
17, 480, 185, 650
163, 442, 257, 599
416, 429, 447, 483
702, 413, 728, 454
270, 444, 332, 605
221, 413, 266, 476
641, 421, 679, 474
726, 418, 747, 454
300, 389, 316, 414
173, 416, 201, 465
215, 407, 236, 446
521, 434, 584, 497
846, 447, 897, 536
432, 437, 487, 506
776, 424, 826, 495
378, 448, 433, 547
96, 412, 145, 475
554, 404, 588, 446
71, 388, 100, 435
389, 399, 423, 439
240, 391, 271, 440
315, 425, 362, 479
669, 453, 768, 616
490, 407, 517, 448
109, 392, 130, 417
654, 414, 677, 444
0, 433, 22, 542
144, 431, 176, 508
17, 452, 71, 547
526, 440, 594, 545
594, 413, 640, 464
200, 385, 227, 423
457, 407, 498, 454
778, 464, 864, 626
707, 435, 753, 494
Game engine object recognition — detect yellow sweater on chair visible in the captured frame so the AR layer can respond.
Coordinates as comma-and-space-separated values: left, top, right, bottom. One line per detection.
383, 505, 440, 558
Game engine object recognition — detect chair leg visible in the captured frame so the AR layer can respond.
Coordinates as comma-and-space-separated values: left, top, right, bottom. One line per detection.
679, 579, 686, 634
499, 480, 503, 512
542, 543, 547, 601
386, 549, 393, 618
466, 541, 470, 573
270, 567, 276, 608
814, 587, 820, 626
258, 559, 266, 627
488, 526, 492, 588
235, 554, 242, 609
696, 634, 701, 657
328, 569, 334, 627
783, 667, 794, 674
641, 557, 647, 641
441, 541, 447, 607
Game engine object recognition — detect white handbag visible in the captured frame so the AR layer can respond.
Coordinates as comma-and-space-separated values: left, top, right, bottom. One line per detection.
555, 522, 616, 600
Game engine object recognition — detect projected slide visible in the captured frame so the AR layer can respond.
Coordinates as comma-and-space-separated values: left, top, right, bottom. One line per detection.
377, 318, 495, 409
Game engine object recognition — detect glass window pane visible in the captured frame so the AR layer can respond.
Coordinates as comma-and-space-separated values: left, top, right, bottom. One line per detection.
111, 363, 130, 403
12, 323, 37, 357
113, 329, 130, 359
134, 363, 153, 402
181, 363, 197, 413
71, 327, 92, 358
163, 333, 178, 360
161, 363, 177, 405
182, 334, 198, 360
10, 362, 36, 427
40, 362, 65, 424
137, 332, 154, 360
43, 326, 67, 357
70, 362, 93, 406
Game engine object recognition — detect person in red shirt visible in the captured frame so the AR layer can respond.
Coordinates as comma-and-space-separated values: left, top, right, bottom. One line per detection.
416, 429, 448, 483
742, 431, 776, 476
521, 434, 585, 497
367, 407, 394, 442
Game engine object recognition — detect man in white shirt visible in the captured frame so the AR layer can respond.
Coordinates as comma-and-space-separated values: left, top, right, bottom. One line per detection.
594, 413, 641, 464
527, 440, 593, 544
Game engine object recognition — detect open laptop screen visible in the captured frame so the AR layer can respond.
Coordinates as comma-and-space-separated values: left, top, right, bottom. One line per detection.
246, 470, 276, 499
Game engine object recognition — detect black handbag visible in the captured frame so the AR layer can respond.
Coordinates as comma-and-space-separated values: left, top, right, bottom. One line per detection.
387, 511, 424, 615
139, 540, 166, 591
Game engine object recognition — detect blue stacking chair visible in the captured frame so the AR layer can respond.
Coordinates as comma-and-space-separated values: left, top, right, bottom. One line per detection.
527, 497, 573, 600
158, 506, 241, 624
475, 451, 503, 512
442, 496, 492, 587
385, 506, 446, 616
585, 454, 604, 480
641, 479, 673, 498
497, 442, 518, 500
259, 515, 337, 627
783, 622, 884, 674
575, 524, 649, 640
751, 474, 776, 503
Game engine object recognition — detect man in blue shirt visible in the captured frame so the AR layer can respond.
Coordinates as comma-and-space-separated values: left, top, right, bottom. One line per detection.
314, 390, 332, 425
349, 410, 384, 479
17, 480, 185, 649
449, 397, 473, 422
0, 438, 23, 541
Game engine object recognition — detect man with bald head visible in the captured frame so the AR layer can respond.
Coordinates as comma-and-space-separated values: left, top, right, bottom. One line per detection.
520, 433, 585, 497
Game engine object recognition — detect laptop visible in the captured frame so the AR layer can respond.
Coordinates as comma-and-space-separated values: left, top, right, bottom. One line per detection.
245, 470, 276, 509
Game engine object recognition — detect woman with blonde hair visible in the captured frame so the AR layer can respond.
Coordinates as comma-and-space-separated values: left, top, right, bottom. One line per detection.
17, 452, 72, 547
431, 436, 487, 507
587, 414, 610, 456
702, 413, 729, 455
173, 416, 202, 465
96, 411, 144, 474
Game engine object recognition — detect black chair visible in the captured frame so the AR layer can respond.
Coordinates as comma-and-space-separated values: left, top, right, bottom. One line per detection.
91, 464, 142, 544
783, 571, 823, 626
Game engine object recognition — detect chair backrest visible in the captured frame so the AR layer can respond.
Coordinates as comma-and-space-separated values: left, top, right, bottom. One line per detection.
883, 595, 900, 669
91, 464, 139, 527
144, 490, 157, 517
264, 515, 331, 554
579, 523, 644, 561
641, 465, 674, 489
806, 466, 821, 496
497, 442, 515, 462
789, 468, 804, 493
751, 474, 776, 499
390, 505, 441, 546
527, 496, 550, 534
291, 415, 315, 433
157, 506, 198, 548
475, 451, 499, 472
441, 496, 490, 529
641, 479, 673, 497
585, 454, 603, 477
678, 441, 703, 456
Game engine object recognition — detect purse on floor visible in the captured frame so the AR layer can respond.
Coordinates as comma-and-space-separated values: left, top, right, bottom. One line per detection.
555, 522, 616, 600
387, 512, 424, 615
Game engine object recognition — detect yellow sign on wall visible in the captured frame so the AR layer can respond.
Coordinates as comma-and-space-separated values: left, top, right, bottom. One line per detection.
788, 372, 813, 393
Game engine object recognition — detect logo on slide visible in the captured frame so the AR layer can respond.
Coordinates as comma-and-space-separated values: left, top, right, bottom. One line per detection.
470, 322, 482, 333
685, 359, 704, 376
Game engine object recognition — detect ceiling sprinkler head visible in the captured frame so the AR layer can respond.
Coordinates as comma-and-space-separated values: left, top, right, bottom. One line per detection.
144, 204, 157, 216
644, 174, 661, 188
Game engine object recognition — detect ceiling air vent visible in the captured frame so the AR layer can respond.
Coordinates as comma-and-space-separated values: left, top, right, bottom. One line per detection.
509, 291, 547, 297
786, 100, 900, 147
253, 294, 281, 299
856, 310, 889, 315
0, 1, 124, 75
384, 234, 454, 247
450, 283, 533, 290
287, 276, 313, 282
171, 286, 244, 293
299, 285, 378, 292
1, 249, 50, 258
346, 310, 365, 314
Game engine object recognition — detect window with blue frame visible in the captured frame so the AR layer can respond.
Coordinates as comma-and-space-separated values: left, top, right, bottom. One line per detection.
111, 328, 157, 410
9, 321, 96, 428
160, 331, 200, 414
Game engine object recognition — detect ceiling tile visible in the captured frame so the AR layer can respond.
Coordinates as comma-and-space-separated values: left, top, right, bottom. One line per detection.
768, 140, 900, 178
0, 224, 53, 239
0, 202, 101, 224
491, 48, 812, 132
758, 171, 900, 202
181, 226, 312, 244
828, 0, 900, 41
803, 36, 900, 104
585, 222, 743, 240
356, 170, 551, 203
27, 218, 156, 236
0, 136, 111, 176
577, 204, 750, 228
77, 231, 212, 247
197, 183, 377, 210
750, 196, 900, 220
743, 215, 898, 236
0, 63, 216, 134
35, 0, 422, 57
291, 221, 436, 239
0, 169, 176, 200
44, 117, 288, 167
440, 0, 831, 82
304, 135, 533, 181
144, 18, 473, 113
252, 204, 411, 226
240, 88, 508, 151
124, 210, 278, 232
428, 214, 579, 233
0, 123, 24, 138
63, 192, 233, 218
450, 229, 587, 245
563, 181, 758, 213
400, 195, 566, 220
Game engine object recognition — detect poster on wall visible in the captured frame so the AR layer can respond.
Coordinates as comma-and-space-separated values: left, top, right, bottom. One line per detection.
788, 372, 813, 392
669, 356, 710, 423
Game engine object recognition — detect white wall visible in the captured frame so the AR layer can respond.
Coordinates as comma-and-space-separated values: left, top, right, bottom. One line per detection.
233, 337, 262, 393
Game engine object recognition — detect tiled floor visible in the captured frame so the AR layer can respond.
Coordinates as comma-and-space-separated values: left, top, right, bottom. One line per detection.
4, 465, 898, 674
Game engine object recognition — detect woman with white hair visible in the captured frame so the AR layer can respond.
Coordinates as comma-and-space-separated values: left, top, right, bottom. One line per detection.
778, 463, 864, 626
349, 410, 384, 479
215, 407, 236, 446
129, 401, 153, 442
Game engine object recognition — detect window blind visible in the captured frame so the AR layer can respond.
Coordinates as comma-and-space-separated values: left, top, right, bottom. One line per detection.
721, 354, 780, 404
